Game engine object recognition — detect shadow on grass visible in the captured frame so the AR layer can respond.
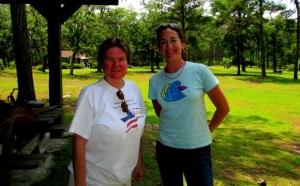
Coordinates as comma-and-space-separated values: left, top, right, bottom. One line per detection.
212, 114, 300, 185
213, 69, 299, 85
30, 113, 300, 185
62, 70, 104, 80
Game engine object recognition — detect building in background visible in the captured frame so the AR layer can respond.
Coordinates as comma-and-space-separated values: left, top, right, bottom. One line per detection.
61, 50, 90, 68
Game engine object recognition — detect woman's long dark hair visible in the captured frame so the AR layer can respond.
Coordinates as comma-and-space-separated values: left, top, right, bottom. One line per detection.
155, 23, 187, 60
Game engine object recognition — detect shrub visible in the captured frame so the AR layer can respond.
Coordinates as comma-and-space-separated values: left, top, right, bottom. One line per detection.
285, 64, 295, 71
9, 61, 16, 69
0, 59, 4, 70
90, 61, 98, 69
222, 57, 232, 69
74, 64, 83, 69
61, 62, 69, 69
35, 65, 44, 71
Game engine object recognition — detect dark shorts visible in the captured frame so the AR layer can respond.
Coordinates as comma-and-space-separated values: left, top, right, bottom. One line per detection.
156, 141, 213, 186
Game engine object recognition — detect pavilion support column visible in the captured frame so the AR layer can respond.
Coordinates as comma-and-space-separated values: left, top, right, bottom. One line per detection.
47, 3, 64, 138
47, 2, 62, 108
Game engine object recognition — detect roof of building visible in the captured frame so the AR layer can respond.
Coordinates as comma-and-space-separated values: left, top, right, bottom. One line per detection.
61, 50, 87, 59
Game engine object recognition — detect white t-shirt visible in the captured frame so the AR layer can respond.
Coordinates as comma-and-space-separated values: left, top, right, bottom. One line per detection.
68, 78, 147, 186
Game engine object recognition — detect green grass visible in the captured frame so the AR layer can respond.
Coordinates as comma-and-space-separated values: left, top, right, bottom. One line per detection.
1, 66, 299, 185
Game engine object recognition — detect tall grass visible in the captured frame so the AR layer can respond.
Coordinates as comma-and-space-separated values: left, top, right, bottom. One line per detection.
1, 66, 299, 185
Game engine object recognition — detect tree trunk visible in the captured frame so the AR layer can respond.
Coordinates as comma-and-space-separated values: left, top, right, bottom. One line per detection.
294, 0, 299, 79
70, 52, 76, 75
272, 32, 277, 72
259, 0, 266, 78
10, 4, 36, 103
236, 36, 241, 75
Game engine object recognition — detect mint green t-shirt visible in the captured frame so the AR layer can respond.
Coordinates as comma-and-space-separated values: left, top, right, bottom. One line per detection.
148, 62, 218, 149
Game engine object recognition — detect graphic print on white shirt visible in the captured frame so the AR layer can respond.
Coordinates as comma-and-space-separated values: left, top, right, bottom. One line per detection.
121, 110, 140, 133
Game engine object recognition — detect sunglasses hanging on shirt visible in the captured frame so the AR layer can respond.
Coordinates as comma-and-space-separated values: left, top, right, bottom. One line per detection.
116, 90, 129, 113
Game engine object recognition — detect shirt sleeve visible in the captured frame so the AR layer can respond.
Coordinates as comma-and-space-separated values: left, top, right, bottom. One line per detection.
198, 64, 219, 92
68, 87, 94, 140
148, 77, 157, 100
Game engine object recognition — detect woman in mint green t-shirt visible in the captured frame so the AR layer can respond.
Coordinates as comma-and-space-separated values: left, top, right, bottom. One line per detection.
148, 23, 230, 186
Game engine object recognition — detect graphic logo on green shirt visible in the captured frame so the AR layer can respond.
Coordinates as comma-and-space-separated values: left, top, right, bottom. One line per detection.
161, 80, 187, 102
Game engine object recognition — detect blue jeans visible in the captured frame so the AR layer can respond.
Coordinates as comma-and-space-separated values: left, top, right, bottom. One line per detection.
156, 141, 213, 186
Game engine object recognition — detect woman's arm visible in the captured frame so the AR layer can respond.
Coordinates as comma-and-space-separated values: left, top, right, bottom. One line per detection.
72, 134, 87, 186
151, 100, 162, 117
133, 138, 144, 181
207, 85, 230, 133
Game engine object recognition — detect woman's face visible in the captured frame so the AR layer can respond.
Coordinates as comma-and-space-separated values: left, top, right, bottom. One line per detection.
103, 47, 128, 80
158, 28, 185, 62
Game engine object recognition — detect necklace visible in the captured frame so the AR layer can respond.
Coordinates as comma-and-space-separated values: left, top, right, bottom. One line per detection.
164, 62, 186, 79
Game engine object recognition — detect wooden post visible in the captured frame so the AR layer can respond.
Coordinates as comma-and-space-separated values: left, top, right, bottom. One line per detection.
47, 2, 63, 137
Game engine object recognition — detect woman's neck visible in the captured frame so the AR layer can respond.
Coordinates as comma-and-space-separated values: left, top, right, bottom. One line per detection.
104, 77, 124, 90
165, 60, 186, 73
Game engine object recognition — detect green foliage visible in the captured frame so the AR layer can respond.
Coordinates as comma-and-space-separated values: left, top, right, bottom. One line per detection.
221, 57, 232, 68
34, 65, 44, 71
73, 63, 83, 69
0, 1, 298, 78
0, 5, 14, 63
61, 62, 69, 69
90, 61, 98, 69
284, 64, 295, 71
9, 61, 16, 69
0, 59, 4, 70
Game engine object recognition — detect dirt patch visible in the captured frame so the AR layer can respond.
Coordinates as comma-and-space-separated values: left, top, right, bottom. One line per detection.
286, 145, 300, 156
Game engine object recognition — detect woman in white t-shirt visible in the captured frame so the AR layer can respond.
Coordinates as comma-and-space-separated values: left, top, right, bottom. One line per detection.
67, 37, 147, 186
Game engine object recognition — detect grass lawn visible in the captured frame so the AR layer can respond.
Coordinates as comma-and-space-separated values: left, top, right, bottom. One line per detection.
0, 65, 299, 185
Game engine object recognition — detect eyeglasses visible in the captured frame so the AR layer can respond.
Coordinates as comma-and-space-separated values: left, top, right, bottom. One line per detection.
156, 23, 180, 33
116, 90, 129, 113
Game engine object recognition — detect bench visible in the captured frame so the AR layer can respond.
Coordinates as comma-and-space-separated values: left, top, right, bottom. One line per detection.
12, 106, 66, 154
0, 105, 67, 177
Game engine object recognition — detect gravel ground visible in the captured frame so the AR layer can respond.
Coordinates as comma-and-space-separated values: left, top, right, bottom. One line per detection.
7, 132, 71, 186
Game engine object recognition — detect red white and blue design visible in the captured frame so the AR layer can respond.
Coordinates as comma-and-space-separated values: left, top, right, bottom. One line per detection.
121, 108, 144, 133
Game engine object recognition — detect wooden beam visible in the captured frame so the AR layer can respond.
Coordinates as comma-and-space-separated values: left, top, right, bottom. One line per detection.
17, 134, 41, 154
0, 0, 118, 5
61, 2, 82, 24
47, 2, 62, 108
30, 2, 49, 20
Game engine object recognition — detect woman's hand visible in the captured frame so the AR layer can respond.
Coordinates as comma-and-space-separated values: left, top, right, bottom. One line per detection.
133, 162, 145, 181
133, 138, 145, 181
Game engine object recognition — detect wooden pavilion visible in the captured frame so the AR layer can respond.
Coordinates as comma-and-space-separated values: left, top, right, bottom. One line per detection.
0, 0, 119, 182
0, 0, 118, 107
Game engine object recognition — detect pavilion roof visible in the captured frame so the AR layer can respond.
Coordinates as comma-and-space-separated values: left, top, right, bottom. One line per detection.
0, 0, 118, 5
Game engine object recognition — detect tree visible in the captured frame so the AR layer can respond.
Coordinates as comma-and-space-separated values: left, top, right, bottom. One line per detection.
0, 5, 14, 67
27, 6, 48, 71
211, 0, 256, 75
292, 0, 299, 79
62, 6, 97, 75
144, 0, 212, 67
258, 0, 266, 78
10, 4, 36, 103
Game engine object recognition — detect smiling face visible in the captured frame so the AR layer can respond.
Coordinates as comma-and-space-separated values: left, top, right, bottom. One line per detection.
158, 28, 186, 63
103, 47, 128, 81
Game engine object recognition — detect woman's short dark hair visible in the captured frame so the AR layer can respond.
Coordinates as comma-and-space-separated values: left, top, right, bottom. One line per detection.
156, 23, 185, 46
97, 37, 131, 68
